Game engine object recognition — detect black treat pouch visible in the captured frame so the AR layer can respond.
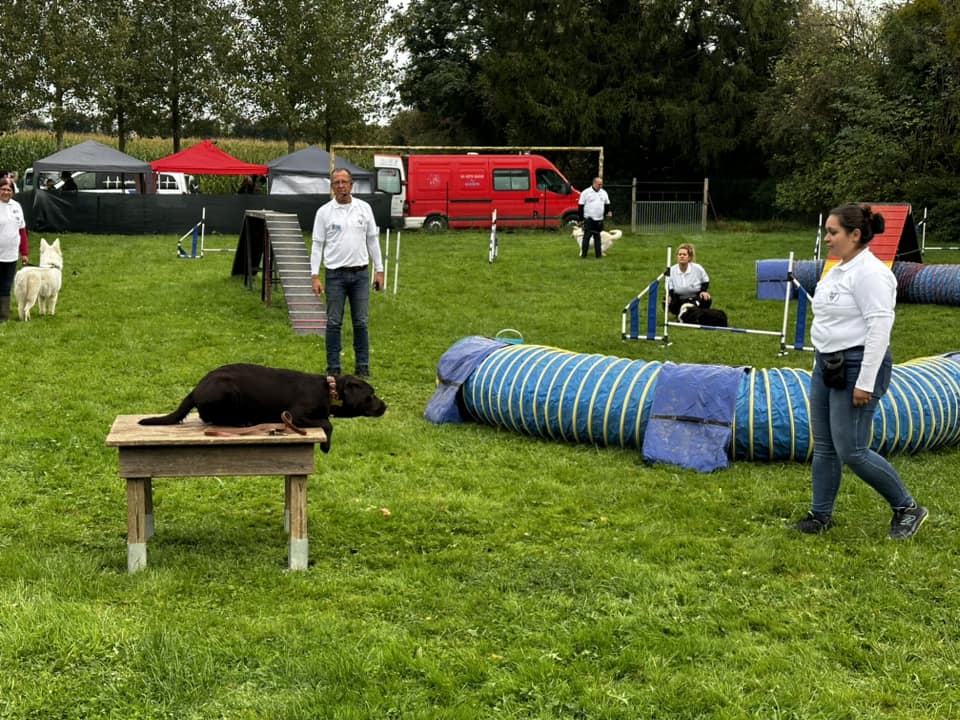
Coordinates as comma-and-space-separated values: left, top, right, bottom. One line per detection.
822, 352, 846, 390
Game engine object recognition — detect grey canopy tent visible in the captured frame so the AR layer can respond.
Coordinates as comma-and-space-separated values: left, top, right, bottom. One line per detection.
32, 140, 156, 193
266, 145, 373, 194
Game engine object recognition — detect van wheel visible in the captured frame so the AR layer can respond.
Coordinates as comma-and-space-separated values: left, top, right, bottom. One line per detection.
561, 214, 580, 229
424, 215, 448, 232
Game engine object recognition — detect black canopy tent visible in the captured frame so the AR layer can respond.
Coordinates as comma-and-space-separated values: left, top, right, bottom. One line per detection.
267, 146, 373, 194
32, 140, 156, 193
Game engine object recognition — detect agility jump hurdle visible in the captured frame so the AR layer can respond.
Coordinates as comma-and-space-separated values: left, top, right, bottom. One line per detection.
176, 208, 206, 259
621, 247, 815, 357
918, 207, 960, 253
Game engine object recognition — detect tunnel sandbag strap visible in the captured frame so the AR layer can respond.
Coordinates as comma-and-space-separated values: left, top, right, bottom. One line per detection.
642, 363, 745, 472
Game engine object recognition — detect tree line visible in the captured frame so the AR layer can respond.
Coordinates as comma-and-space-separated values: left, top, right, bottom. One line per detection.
3, 0, 959, 229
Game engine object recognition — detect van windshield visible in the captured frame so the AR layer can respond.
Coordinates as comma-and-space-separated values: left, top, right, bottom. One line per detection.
377, 167, 401, 194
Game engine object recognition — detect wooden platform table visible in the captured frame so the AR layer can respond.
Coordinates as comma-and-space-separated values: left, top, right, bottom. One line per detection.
106, 414, 327, 572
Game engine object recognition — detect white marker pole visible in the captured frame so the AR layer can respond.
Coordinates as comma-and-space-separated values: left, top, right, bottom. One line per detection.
393, 232, 401, 295
382, 229, 390, 290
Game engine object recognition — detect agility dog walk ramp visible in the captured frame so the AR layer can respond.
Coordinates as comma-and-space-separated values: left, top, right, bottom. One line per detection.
263, 212, 326, 336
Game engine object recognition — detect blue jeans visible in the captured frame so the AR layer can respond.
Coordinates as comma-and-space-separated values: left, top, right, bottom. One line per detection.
324, 267, 370, 371
809, 347, 913, 516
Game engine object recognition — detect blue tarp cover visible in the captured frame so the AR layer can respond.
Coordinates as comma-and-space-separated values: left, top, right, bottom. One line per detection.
425, 336, 508, 424
642, 362, 746, 472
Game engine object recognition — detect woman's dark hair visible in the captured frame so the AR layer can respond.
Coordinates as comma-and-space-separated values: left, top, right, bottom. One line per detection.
0, 177, 14, 190
829, 203, 885, 244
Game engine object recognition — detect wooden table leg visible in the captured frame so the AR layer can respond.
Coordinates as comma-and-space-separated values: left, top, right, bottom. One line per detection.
284, 476, 291, 533
145, 479, 154, 539
286, 474, 308, 570
126, 477, 151, 572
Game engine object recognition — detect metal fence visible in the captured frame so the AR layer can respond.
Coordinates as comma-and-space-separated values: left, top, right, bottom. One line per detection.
631, 180, 708, 235
633, 200, 704, 235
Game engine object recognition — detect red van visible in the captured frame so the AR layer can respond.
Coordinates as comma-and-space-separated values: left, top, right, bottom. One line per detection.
374, 154, 580, 230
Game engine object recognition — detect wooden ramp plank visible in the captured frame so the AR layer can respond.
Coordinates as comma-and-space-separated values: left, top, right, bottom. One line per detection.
264, 212, 326, 335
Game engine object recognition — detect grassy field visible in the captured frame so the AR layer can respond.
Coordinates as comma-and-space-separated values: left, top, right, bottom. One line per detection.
1, 224, 958, 719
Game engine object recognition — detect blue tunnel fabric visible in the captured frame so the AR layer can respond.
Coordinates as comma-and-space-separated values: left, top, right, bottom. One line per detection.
642, 363, 746, 472
442, 339, 960, 467
895, 262, 960, 305
424, 336, 510, 424
464, 345, 662, 449
758, 259, 960, 306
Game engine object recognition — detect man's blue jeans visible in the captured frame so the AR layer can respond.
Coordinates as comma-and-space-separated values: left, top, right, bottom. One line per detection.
324, 267, 370, 372
809, 347, 913, 516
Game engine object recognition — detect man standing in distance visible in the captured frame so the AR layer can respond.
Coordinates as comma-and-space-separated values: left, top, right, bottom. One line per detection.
577, 176, 611, 259
311, 168, 384, 377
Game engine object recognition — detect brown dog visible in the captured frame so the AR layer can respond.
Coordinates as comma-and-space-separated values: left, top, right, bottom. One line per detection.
138, 363, 386, 452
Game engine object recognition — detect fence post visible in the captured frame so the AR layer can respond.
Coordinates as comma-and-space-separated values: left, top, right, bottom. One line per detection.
701, 178, 709, 232
631, 178, 637, 234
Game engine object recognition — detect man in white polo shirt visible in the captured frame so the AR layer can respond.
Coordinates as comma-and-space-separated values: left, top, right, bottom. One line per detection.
311, 168, 384, 377
577, 176, 611, 259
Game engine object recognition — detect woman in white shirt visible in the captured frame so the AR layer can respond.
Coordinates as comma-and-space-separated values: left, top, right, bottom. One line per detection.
667, 243, 712, 315
0, 178, 29, 321
792, 203, 927, 539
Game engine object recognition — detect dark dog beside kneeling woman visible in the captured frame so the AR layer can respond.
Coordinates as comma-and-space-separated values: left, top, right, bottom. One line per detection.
677, 301, 729, 327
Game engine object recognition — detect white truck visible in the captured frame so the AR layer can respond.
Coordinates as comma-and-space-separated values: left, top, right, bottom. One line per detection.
22, 168, 196, 194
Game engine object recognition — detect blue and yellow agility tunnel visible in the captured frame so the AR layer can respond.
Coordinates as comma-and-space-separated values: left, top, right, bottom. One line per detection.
426, 338, 960, 472
757, 259, 960, 306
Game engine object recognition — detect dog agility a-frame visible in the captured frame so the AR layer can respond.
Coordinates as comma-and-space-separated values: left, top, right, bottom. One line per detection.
621, 247, 814, 357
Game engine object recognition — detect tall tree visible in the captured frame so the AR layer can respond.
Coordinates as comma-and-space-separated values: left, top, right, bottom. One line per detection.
397, 0, 800, 185
131, 0, 239, 151
395, 0, 488, 145
0, 2, 36, 131
881, 0, 960, 173
241, 0, 395, 152
756, 1, 913, 213
15, 0, 100, 148
88, 0, 146, 151
879, 0, 960, 235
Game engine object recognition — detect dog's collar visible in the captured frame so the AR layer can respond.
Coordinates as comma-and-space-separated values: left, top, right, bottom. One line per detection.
39, 262, 61, 269
327, 376, 342, 406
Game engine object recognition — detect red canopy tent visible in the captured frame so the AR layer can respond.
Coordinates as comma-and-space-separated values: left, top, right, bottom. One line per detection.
150, 139, 268, 175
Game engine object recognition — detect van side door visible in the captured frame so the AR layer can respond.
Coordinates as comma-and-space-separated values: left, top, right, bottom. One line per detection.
492, 165, 541, 228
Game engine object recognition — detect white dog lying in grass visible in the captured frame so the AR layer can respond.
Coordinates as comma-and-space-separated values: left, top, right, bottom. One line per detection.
571, 226, 622, 256
15, 238, 63, 321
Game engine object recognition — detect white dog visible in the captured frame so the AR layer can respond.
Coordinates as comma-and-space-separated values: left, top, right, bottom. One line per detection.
15, 238, 63, 321
571, 226, 622, 256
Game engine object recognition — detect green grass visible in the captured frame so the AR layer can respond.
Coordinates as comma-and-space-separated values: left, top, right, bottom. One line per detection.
1, 227, 959, 719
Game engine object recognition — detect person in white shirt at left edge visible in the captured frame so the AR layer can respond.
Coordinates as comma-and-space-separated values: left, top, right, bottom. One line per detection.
0, 178, 29, 322
310, 168, 384, 378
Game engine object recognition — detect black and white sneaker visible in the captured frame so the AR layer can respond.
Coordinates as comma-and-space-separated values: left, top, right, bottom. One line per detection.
791, 511, 833, 535
888, 504, 928, 540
